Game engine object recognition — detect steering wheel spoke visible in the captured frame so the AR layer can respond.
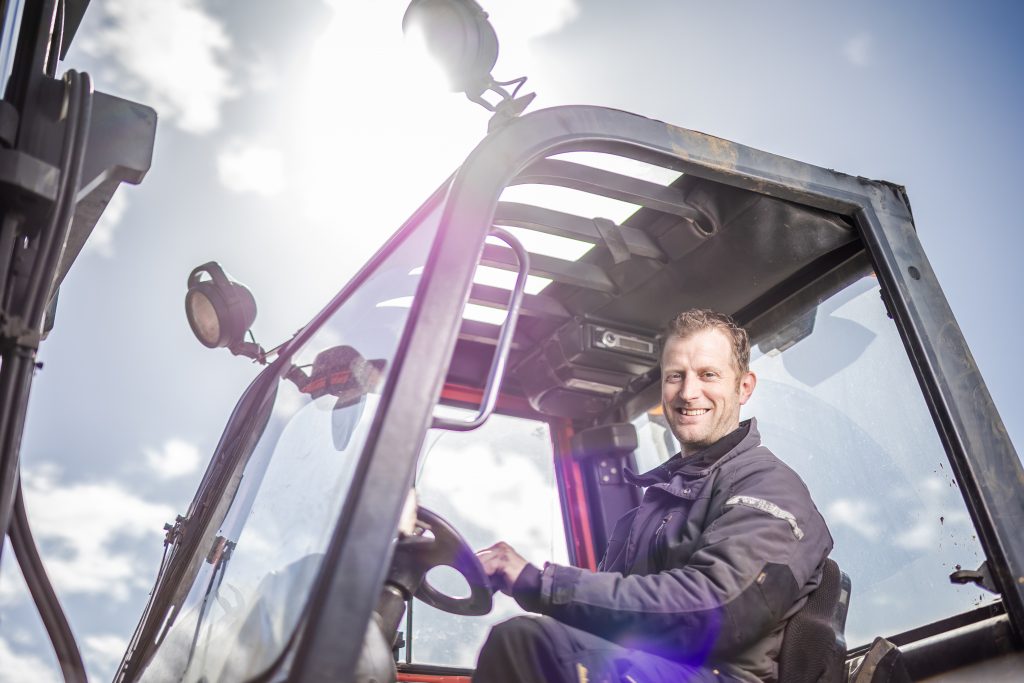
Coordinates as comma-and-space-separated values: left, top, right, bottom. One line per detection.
389, 507, 494, 616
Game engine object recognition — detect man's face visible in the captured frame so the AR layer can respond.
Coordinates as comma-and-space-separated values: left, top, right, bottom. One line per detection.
660, 328, 757, 455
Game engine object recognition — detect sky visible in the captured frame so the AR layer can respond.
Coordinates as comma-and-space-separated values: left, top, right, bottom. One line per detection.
1, 0, 1022, 680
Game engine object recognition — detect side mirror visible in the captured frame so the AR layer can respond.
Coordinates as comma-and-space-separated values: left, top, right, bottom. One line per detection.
184, 262, 260, 357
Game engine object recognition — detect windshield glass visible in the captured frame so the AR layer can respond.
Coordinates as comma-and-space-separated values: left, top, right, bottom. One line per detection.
633, 274, 992, 647
140, 203, 442, 682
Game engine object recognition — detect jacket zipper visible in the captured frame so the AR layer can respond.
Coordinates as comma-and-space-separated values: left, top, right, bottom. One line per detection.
650, 512, 674, 569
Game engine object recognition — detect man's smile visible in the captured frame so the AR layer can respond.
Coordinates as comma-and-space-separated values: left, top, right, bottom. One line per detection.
677, 407, 710, 417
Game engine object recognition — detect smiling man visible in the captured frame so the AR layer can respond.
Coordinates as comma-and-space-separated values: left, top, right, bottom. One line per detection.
475, 309, 833, 683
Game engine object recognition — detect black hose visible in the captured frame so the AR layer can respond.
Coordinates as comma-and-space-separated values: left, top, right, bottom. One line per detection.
1, 68, 90, 554
0, 351, 33, 546
0, 68, 94, 683
25, 69, 92, 321
17, 69, 81, 318
9, 474, 88, 683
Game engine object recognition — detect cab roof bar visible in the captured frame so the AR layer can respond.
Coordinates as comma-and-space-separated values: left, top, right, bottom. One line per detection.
481, 242, 617, 292
512, 158, 707, 226
468, 283, 570, 319
494, 201, 666, 260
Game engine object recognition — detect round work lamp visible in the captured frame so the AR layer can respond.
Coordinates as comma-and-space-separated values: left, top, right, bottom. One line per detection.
185, 262, 257, 351
402, 0, 499, 96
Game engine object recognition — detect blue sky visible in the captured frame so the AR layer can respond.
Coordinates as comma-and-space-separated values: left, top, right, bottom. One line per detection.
1, 0, 1021, 679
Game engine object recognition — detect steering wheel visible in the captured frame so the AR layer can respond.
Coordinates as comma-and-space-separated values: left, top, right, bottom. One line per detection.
390, 506, 493, 616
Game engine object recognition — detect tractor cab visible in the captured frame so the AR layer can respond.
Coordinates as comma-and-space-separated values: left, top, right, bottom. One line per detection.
116, 102, 1024, 682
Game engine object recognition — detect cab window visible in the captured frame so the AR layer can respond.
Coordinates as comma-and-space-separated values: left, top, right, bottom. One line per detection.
634, 275, 992, 646
408, 408, 569, 668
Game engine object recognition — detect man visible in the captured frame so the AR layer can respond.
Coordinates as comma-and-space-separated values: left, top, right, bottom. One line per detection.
474, 309, 833, 682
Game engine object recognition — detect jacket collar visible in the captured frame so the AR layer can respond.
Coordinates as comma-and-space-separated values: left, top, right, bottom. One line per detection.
625, 418, 760, 487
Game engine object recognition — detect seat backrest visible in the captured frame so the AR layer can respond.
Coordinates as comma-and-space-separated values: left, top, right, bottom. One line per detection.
777, 558, 852, 683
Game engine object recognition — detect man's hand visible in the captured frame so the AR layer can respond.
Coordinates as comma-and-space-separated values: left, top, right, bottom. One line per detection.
476, 541, 528, 595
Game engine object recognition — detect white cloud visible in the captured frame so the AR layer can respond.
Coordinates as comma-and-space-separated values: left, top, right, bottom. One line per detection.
0, 637, 62, 683
0, 539, 24, 604
78, 0, 238, 134
242, 55, 280, 93
84, 189, 128, 258
8, 627, 34, 647
843, 32, 871, 67
419, 437, 568, 564
826, 498, 881, 540
216, 139, 286, 197
480, 0, 579, 86
84, 634, 129, 676
19, 466, 174, 601
144, 438, 202, 480
487, 0, 580, 42
894, 476, 971, 551
272, 383, 306, 422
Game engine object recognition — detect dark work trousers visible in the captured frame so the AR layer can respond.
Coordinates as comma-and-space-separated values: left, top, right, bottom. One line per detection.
473, 615, 731, 683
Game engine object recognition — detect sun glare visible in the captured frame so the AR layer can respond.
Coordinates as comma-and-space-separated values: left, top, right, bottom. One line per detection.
290, 3, 481, 265
285, 3, 647, 323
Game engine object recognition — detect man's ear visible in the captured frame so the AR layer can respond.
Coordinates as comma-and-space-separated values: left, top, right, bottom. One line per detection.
738, 371, 757, 405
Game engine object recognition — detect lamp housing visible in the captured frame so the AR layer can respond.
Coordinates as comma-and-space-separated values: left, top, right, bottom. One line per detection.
402, 0, 498, 95
185, 262, 257, 351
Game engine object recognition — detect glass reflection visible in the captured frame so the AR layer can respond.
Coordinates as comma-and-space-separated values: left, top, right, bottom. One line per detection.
141, 205, 441, 682
746, 277, 990, 645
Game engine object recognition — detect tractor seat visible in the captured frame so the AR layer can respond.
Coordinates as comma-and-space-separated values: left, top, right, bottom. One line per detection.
778, 558, 852, 683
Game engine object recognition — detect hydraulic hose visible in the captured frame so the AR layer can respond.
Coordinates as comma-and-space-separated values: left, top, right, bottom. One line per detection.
9, 474, 87, 683
0, 68, 94, 683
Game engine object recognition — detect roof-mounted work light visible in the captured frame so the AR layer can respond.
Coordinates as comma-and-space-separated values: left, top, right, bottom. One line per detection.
403, 0, 534, 127
185, 262, 261, 358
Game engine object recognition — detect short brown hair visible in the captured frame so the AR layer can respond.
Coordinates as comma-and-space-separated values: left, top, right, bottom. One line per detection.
662, 308, 750, 375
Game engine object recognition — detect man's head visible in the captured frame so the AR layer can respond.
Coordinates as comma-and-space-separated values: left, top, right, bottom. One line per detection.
660, 309, 757, 455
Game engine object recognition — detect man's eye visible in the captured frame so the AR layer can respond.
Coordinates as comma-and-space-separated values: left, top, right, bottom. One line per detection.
702, 372, 719, 379
665, 373, 682, 382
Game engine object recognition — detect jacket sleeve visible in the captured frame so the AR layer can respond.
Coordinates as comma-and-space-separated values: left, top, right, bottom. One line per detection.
528, 458, 833, 662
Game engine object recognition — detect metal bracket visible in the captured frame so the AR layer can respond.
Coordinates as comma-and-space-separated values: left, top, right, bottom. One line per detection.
593, 217, 631, 265
0, 312, 42, 351
0, 148, 60, 204
596, 457, 625, 485
949, 560, 999, 594
486, 91, 536, 133
205, 535, 236, 567
162, 514, 187, 547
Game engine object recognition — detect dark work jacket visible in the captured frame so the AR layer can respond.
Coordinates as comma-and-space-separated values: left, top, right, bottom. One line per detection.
516, 418, 833, 682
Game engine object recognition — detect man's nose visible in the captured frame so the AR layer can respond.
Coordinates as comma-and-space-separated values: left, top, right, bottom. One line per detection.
680, 373, 701, 401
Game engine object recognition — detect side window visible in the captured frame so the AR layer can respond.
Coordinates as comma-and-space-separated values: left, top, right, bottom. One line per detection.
631, 277, 991, 647
745, 277, 990, 646
407, 409, 569, 668
633, 408, 678, 473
